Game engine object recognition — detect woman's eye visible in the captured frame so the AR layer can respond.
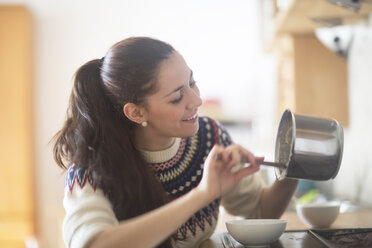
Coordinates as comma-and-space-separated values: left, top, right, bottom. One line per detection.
189, 81, 197, 88
170, 95, 183, 104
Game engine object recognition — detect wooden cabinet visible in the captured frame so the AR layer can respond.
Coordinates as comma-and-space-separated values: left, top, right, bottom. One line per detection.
262, 0, 371, 126
276, 33, 349, 126
0, 5, 35, 247
274, 0, 372, 35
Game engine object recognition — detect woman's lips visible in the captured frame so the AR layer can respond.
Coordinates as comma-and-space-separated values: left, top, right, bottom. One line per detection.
182, 113, 198, 122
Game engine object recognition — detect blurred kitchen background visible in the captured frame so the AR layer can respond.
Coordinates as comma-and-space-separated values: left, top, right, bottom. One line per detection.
1, 0, 372, 247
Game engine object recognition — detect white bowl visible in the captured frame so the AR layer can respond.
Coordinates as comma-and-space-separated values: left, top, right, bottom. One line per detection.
226, 219, 287, 246
296, 202, 340, 228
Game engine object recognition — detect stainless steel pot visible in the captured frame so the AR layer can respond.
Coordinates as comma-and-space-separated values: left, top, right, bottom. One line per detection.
275, 109, 344, 181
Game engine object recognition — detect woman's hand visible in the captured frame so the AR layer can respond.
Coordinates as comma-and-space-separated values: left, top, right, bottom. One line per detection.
196, 144, 261, 203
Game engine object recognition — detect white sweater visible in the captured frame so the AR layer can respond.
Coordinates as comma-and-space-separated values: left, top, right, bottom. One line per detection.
62, 117, 264, 248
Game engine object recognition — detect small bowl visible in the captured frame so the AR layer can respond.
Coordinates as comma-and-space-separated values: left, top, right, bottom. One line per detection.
296, 202, 340, 228
226, 219, 287, 246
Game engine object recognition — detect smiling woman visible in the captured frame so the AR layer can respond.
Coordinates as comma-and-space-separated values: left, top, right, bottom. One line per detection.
52, 36, 298, 248
128, 52, 202, 150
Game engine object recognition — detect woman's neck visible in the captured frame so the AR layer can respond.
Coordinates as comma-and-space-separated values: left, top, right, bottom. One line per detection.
134, 127, 176, 151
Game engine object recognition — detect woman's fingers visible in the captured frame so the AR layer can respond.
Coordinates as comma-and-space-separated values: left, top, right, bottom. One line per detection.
238, 147, 259, 168
233, 164, 260, 181
214, 144, 264, 171
227, 150, 241, 168
203, 144, 262, 197
255, 156, 265, 161
219, 149, 231, 163
223, 144, 242, 167
255, 156, 265, 165
211, 144, 263, 178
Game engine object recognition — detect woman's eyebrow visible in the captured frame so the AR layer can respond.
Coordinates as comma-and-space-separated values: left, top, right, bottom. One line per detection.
165, 85, 184, 97
164, 70, 193, 98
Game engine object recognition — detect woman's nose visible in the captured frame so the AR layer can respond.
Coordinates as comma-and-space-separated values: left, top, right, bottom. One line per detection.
186, 88, 202, 110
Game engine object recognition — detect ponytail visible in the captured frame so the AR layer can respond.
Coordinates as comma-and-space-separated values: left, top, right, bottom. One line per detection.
53, 59, 115, 170
54, 37, 176, 248
53, 59, 172, 247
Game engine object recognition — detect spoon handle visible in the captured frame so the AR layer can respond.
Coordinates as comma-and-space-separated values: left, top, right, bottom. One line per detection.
259, 161, 287, 169
214, 154, 286, 169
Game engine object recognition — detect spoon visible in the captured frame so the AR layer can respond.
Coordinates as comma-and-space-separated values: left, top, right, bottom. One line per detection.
214, 154, 286, 169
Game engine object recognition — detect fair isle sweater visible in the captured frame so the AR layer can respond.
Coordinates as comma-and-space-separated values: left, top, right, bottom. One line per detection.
63, 116, 264, 248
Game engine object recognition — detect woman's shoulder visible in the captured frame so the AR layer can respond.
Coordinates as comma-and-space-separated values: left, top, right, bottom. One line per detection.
198, 115, 217, 125
197, 116, 222, 133
65, 164, 97, 192
197, 116, 232, 147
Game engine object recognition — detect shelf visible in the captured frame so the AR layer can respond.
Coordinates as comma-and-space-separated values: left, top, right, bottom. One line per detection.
274, 0, 372, 35
275, 34, 349, 126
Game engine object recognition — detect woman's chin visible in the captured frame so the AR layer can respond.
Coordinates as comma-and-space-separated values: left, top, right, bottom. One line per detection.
178, 123, 199, 137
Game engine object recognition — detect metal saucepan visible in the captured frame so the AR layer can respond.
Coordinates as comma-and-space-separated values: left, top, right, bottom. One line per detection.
275, 109, 344, 181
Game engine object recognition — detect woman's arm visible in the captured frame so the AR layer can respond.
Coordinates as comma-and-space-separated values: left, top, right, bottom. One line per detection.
88, 186, 208, 248
87, 144, 260, 248
259, 178, 298, 219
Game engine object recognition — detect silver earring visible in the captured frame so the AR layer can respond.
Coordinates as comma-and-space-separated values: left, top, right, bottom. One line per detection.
141, 121, 148, 127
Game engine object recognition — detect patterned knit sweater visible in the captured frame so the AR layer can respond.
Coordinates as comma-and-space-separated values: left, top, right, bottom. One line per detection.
63, 116, 264, 248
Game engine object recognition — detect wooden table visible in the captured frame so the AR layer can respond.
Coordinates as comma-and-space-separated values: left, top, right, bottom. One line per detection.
200, 209, 372, 248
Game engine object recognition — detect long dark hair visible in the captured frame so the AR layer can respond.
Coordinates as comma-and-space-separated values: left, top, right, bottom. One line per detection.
53, 37, 175, 247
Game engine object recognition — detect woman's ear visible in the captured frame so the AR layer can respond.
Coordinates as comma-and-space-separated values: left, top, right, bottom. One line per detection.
123, 103, 146, 124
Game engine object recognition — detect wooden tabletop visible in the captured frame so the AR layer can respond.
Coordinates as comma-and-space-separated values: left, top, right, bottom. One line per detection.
200, 209, 372, 248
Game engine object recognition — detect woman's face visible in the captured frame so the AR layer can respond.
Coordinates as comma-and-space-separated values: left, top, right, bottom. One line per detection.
142, 51, 202, 141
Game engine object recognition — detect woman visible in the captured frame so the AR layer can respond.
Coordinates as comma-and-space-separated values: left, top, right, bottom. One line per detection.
53, 37, 298, 248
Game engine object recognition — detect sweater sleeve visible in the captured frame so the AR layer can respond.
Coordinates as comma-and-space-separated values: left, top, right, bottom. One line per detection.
220, 172, 265, 219
212, 118, 265, 219
63, 168, 118, 248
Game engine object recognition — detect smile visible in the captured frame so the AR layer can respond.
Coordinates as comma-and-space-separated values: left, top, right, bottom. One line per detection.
183, 113, 198, 121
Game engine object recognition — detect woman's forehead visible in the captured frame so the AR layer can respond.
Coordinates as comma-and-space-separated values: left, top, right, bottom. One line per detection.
155, 52, 191, 93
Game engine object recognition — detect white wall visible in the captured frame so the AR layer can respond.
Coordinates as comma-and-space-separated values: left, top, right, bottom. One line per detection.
0, 0, 276, 247
332, 22, 372, 205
